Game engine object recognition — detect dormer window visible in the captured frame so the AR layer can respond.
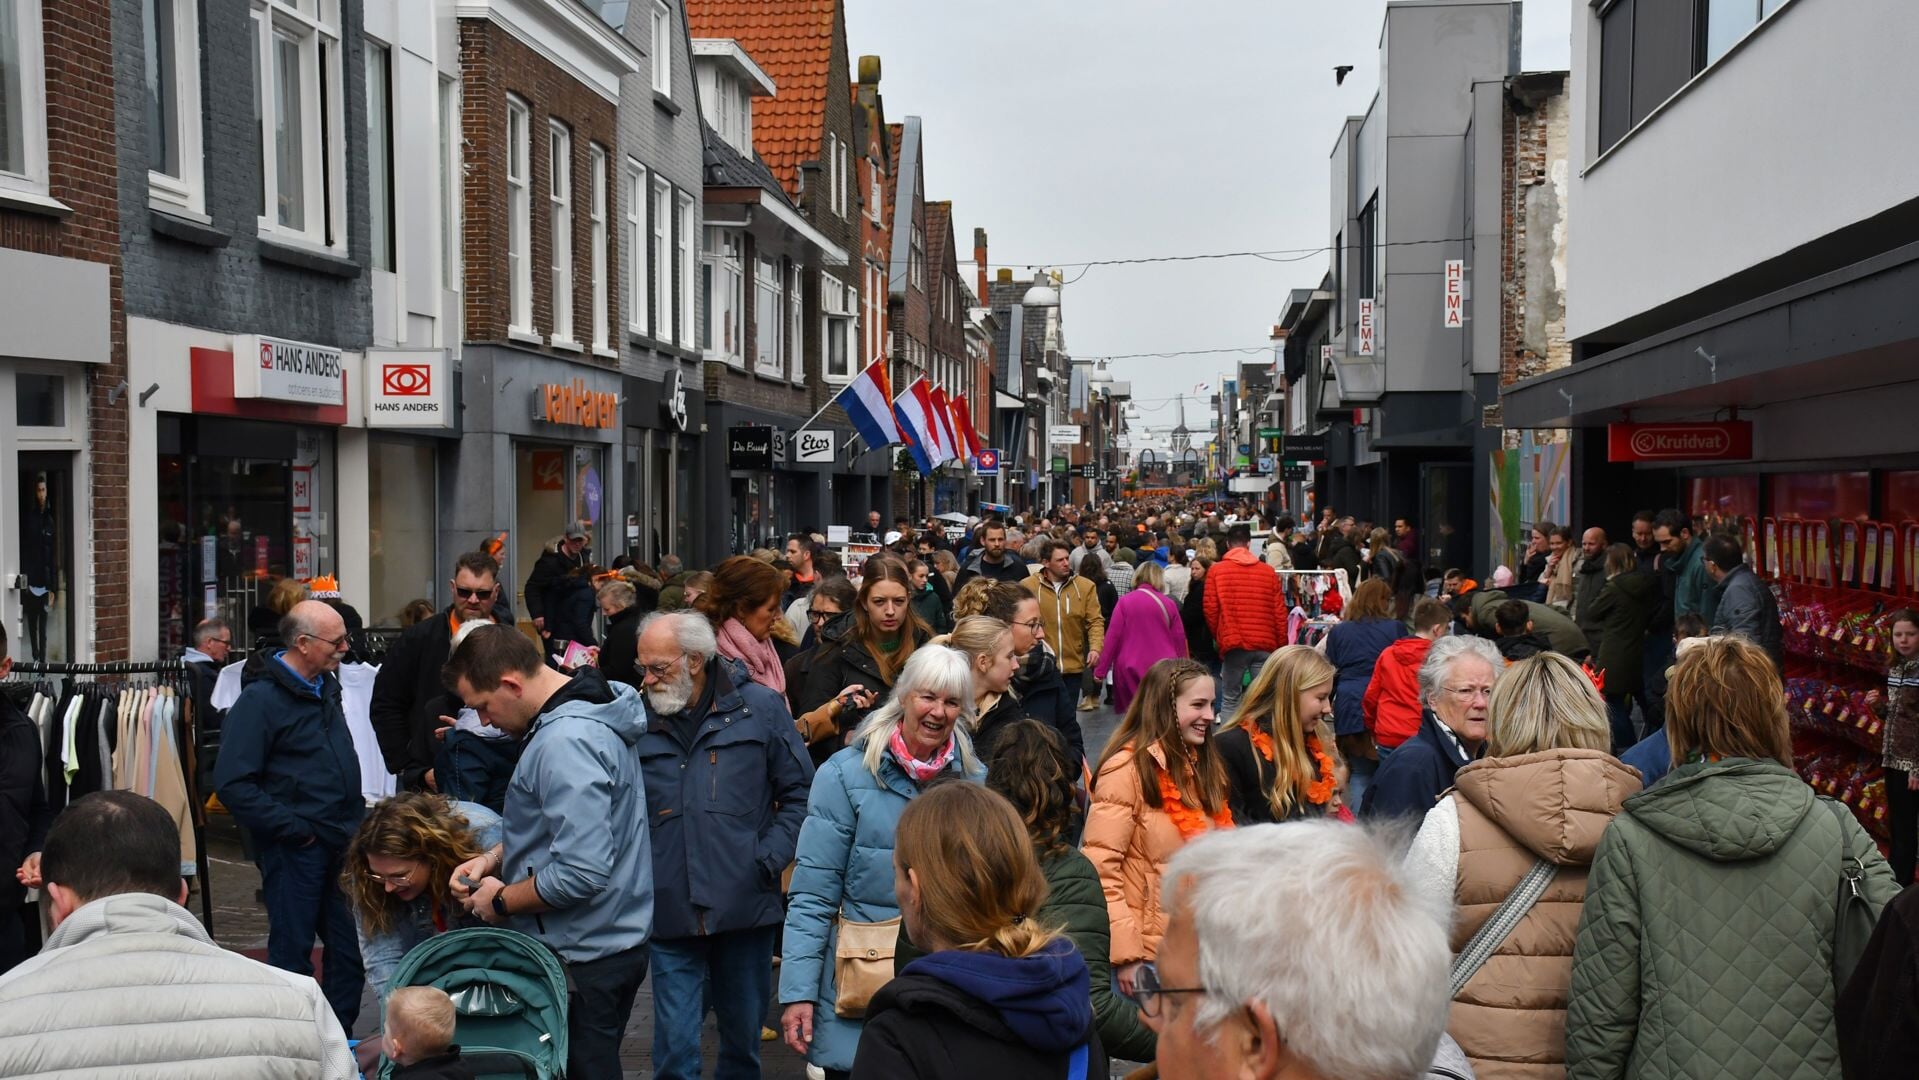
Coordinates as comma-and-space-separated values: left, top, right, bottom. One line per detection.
692, 39, 775, 160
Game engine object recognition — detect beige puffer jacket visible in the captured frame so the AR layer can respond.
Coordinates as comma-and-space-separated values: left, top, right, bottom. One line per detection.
1408, 748, 1642, 1080
0, 893, 355, 1078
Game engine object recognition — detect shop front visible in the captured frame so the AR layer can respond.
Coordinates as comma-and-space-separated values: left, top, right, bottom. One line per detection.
448, 347, 623, 624
697, 401, 892, 564
0, 364, 105, 664
623, 367, 704, 567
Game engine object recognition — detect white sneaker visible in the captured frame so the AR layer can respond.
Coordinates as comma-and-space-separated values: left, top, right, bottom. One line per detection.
807, 1067, 826, 1080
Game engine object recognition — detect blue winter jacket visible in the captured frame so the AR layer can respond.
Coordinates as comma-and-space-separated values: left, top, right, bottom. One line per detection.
1324, 618, 1407, 737
638, 658, 814, 940
357, 801, 502, 1000
1360, 709, 1476, 820
502, 669, 654, 963
213, 653, 365, 850
779, 739, 985, 1071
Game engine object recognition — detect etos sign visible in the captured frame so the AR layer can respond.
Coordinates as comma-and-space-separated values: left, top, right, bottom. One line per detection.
1607, 421, 1753, 463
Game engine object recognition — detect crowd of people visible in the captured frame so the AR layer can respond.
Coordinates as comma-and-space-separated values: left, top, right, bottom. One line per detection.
2, 496, 1918, 1080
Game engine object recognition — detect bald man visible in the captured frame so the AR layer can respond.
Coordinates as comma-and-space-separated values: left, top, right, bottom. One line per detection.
213, 598, 368, 1031
1571, 527, 1611, 645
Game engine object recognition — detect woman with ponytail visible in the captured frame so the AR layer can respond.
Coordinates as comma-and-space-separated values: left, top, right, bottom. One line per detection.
930, 616, 1027, 760
850, 781, 1103, 1080
1215, 646, 1348, 825
1083, 658, 1230, 997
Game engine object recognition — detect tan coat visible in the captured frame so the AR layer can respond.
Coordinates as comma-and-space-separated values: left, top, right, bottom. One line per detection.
1022, 572, 1106, 675
1447, 749, 1642, 1080
1084, 743, 1210, 966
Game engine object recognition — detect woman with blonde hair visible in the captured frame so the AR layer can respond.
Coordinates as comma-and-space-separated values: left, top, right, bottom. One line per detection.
342, 793, 502, 999
931, 616, 1027, 760
1402, 652, 1640, 1077
1567, 637, 1899, 1078
1084, 657, 1230, 995
851, 781, 1100, 1079
1216, 646, 1346, 824
779, 645, 984, 1077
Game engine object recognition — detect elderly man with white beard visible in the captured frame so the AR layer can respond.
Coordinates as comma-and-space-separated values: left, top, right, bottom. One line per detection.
633, 612, 815, 1080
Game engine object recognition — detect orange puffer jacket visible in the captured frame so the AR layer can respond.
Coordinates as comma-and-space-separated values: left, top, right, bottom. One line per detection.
1201, 548, 1288, 653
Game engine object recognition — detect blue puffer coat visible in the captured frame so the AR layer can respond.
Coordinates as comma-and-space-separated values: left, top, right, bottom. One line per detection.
1324, 617, 1406, 737
779, 739, 985, 1071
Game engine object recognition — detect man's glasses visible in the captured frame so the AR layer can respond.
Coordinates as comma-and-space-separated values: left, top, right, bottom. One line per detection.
807, 608, 841, 624
1127, 961, 1209, 1019
454, 586, 495, 600
302, 632, 351, 650
640, 654, 687, 680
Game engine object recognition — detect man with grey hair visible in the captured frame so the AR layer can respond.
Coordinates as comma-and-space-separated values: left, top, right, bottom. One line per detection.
1147, 822, 1459, 1080
1362, 633, 1503, 821
634, 611, 813, 1080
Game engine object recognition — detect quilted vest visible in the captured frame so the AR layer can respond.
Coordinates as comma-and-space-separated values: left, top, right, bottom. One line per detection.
1447, 794, 1591, 1080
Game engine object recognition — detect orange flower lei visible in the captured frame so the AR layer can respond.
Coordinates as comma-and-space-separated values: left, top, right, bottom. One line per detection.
1247, 725, 1339, 807
1156, 761, 1234, 841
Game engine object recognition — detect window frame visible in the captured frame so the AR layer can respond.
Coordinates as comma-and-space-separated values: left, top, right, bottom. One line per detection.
702, 226, 744, 366
439, 76, 460, 294
627, 161, 648, 335
676, 190, 695, 349
0, 0, 49, 200
650, 0, 671, 96
549, 119, 575, 346
250, 0, 345, 252
145, 0, 205, 214
506, 96, 533, 333
822, 272, 854, 383
909, 220, 925, 291
651, 175, 671, 343
787, 259, 804, 383
754, 253, 783, 376
365, 37, 395, 271
589, 143, 609, 350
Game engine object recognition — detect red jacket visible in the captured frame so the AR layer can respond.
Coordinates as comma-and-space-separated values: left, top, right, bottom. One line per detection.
1203, 548, 1287, 654
1364, 636, 1433, 749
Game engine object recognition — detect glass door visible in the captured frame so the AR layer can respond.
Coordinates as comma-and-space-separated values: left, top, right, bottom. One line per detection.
12, 452, 76, 663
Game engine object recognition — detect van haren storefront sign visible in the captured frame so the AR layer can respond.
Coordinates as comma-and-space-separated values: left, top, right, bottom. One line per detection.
233, 334, 345, 406
532, 378, 619, 430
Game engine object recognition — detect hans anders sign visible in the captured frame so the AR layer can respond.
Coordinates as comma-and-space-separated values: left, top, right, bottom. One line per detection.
365, 349, 453, 430
233, 334, 345, 406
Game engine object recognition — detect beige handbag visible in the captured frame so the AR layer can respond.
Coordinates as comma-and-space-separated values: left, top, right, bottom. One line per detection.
832, 914, 902, 1018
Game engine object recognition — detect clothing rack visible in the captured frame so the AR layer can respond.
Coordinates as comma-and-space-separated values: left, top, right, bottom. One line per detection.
8, 659, 213, 933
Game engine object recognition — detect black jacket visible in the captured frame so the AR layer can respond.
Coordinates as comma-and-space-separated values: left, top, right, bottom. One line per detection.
544, 573, 599, 648
1009, 648, 1086, 764
1839, 882, 1919, 1080
523, 545, 585, 623
389, 1049, 476, 1080
213, 654, 366, 849
1320, 535, 1363, 584
1215, 724, 1334, 826
1360, 710, 1476, 821
972, 690, 1039, 763
791, 615, 924, 744
0, 694, 51, 910
954, 550, 1029, 590
599, 605, 643, 691
637, 658, 813, 940
1496, 631, 1555, 662
851, 940, 1103, 1080
1180, 573, 1219, 665
371, 609, 468, 791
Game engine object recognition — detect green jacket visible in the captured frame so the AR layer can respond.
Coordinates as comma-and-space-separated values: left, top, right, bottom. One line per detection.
1668, 537, 1712, 620
1469, 589, 1591, 658
1567, 759, 1899, 1080
1588, 570, 1659, 695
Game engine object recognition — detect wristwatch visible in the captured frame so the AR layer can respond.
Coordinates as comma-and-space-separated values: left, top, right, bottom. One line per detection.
491, 889, 510, 919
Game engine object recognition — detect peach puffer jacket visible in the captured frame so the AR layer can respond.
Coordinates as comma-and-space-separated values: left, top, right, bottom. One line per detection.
1083, 742, 1227, 966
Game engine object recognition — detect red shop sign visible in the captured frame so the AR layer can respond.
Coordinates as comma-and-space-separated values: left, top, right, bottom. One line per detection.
1606, 421, 1753, 463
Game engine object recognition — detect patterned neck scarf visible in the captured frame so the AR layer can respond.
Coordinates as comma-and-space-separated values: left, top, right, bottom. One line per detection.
889, 728, 955, 782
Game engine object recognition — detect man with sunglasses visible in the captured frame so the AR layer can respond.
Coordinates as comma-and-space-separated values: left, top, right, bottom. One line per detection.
213, 599, 367, 1032
372, 550, 517, 799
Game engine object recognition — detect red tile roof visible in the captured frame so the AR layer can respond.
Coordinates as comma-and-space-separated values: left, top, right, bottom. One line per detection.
686, 0, 838, 198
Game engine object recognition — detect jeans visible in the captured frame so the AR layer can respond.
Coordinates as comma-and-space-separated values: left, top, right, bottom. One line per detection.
1604, 694, 1639, 754
1641, 634, 1676, 733
1346, 754, 1378, 812
1218, 650, 1270, 723
255, 838, 364, 1032
566, 941, 651, 1080
650, 926, 777, 1080
435, 730, 522, 812
1889, 768, 1917, 887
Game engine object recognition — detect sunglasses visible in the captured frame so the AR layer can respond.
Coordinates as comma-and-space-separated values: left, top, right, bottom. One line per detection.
454, 586, 496, 600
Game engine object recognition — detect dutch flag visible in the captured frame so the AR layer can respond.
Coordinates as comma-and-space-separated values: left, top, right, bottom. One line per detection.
833, 359, 902, 450
893, 377, 952, 475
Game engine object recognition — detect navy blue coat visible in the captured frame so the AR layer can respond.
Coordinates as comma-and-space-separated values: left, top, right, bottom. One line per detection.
638, 658, 814, 940
1324, 618, 1406, 737
213, 654, 365, 850
1360, 710, 1475, 821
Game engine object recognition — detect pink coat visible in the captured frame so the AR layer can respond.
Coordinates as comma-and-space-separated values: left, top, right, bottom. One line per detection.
1093, 585, 1188, 713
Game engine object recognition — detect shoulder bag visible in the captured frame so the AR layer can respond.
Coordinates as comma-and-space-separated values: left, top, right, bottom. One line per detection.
1823, 797, 1875, 988
833, 913, 902, 1018
1448, 857, 1557, 997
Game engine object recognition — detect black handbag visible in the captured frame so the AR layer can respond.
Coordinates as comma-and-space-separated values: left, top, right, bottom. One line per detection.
1823, 797, 1877, 988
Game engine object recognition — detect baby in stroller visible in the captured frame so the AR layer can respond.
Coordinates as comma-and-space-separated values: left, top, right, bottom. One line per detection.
384, 986, 474, 1079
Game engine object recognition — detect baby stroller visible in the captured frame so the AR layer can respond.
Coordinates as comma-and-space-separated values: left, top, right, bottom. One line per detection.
382, 927, 569, 1080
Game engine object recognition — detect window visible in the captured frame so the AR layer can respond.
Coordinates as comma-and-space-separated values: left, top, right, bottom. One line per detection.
826, 133, 841, 219
145, 0, 204, 212
840, 139, 850, 219
676, 192, 695, 348
251, 0, 345, 249
550, 121, 574, 344
702, 226, 744, 364
506, 97, 531, 332
754, 254, 782, 375
627, 163, 647, 334
909, 221, 924, 290
823, 273, 853, 381
1706, 0, 1787, 68
589, 144, 608, 349
650, 1, 670, 96
1355, 196, 1378, 301
1596, 0, 1786, 155
788, 260, 804, 381
365, 40, 394, 271
0, 0, 49, 198
868, 159, 881, 224
652, 176, 671, 342
439, 77, 459, 289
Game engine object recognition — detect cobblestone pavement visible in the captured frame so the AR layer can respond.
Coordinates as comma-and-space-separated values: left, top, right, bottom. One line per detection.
203, 701, 1135, 1078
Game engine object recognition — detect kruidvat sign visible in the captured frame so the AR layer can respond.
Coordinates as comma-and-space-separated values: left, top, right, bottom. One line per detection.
232, 334, 346, 406
1607, 421, 1754, 463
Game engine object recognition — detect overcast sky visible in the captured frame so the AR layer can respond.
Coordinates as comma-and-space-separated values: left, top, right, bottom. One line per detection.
844, 0, 1571, 434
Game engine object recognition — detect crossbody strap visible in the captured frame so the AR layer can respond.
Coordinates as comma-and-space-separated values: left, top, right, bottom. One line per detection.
1065, 1042, 1089, 1080
1449, 858, 1557, 997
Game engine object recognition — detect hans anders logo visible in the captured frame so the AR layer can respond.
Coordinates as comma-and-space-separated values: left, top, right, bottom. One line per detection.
382, 363, 432, 396
260, 342, 275, 369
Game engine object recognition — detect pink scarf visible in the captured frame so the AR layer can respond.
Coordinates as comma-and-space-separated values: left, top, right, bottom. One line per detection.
717, 617, 786, 694
888, 728, 956, 782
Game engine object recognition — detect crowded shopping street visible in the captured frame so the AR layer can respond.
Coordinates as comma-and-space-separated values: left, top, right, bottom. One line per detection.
3, 1, 1919, 1079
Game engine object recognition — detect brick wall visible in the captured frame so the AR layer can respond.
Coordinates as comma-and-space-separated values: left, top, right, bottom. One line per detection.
1500, 73, 1571, 391
0, 0, 128, 657
461, 18, 619, 365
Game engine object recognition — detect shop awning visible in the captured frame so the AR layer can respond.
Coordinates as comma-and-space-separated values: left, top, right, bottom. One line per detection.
1503, 240, 1919, 428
